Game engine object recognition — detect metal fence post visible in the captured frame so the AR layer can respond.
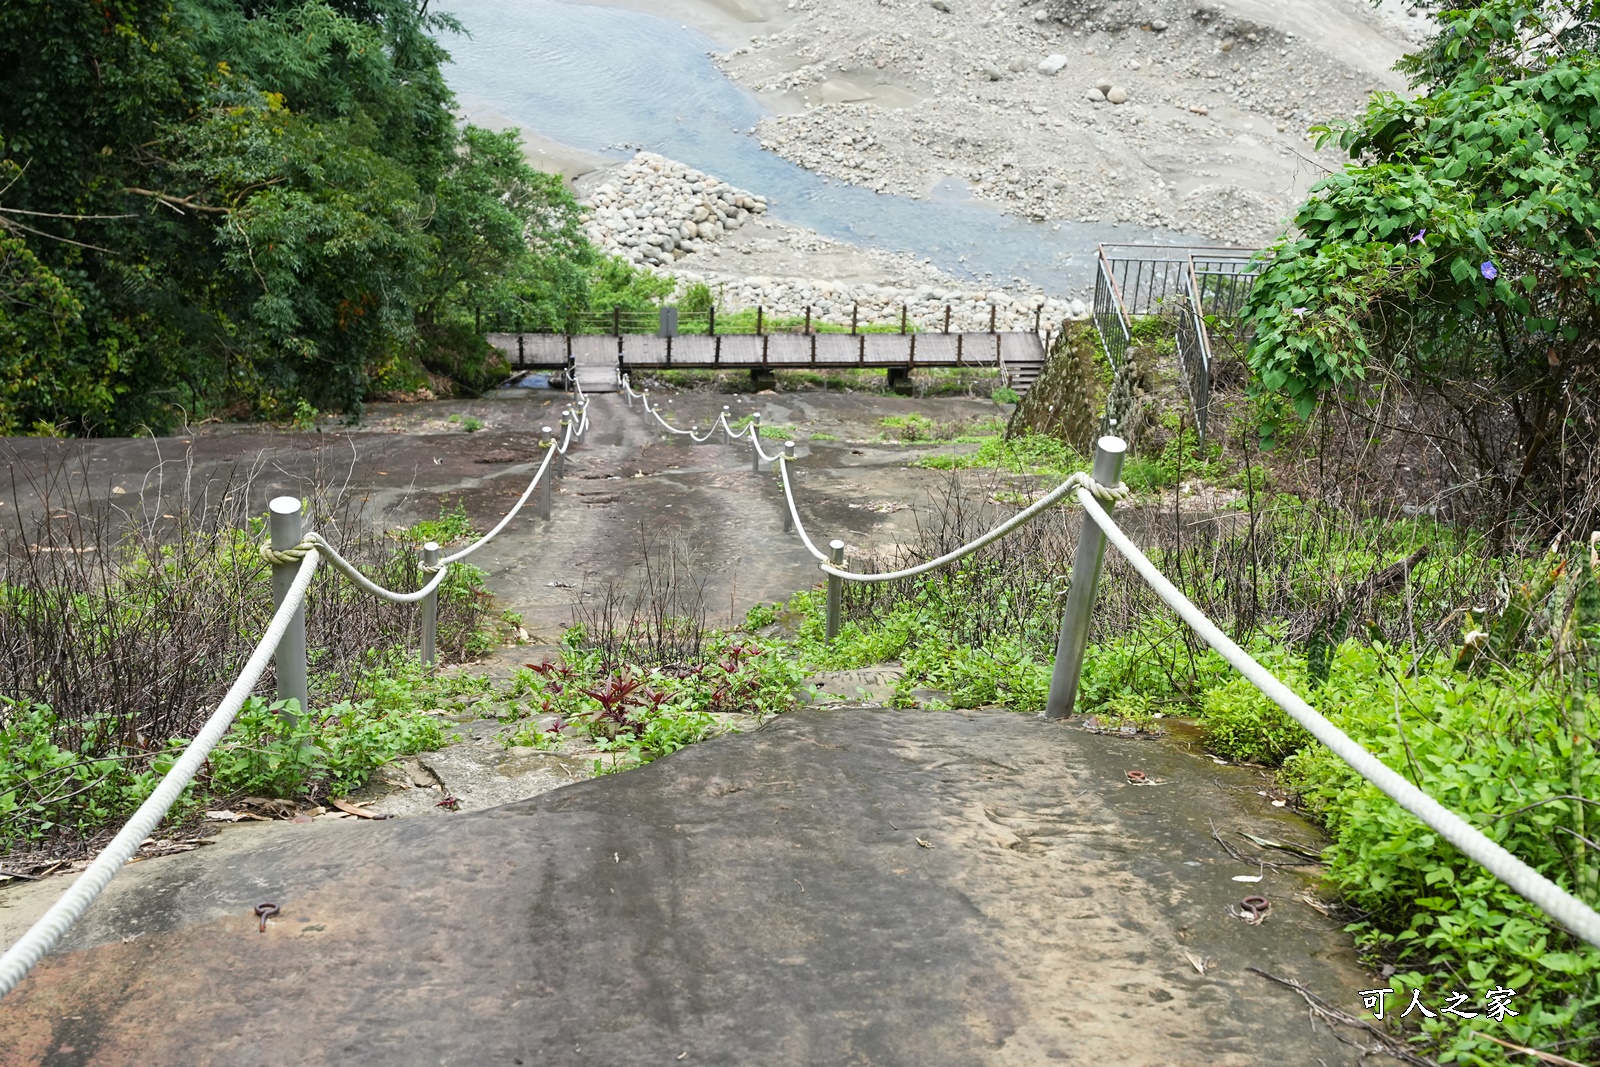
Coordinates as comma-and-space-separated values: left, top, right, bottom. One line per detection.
556, 409, 570, 478
1044, 436, 1128, 719
722, 405, 732, 446
825, 539, 845, 643
782, 441, 796, 532
268, 496, 310, 720
539, 427, 553, 520
750, 413, 762, 471
421, 541, 440, 666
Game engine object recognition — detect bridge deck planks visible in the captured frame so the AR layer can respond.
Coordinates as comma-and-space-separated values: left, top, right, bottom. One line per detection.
487, 331, 1041, 371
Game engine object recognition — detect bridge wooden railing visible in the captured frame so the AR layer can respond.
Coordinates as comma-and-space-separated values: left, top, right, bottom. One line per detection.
487, 331, 1046, 371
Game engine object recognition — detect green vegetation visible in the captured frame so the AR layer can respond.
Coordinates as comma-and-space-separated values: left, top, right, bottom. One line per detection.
0, 0, 665, 434
0, 494, 505, 851
501, 628, 804, 774
1242, 0, 1600, 524
878, 412, 1005, 443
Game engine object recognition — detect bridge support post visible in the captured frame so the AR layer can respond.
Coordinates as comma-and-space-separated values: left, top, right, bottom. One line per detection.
887, 366, 913, 395
825, 539, 846, 643
1045, 436, 1127, 719
421, 541, 440, 666
268, 496, 310, 723
539, 427, 554, 521
749, 367, 777, 391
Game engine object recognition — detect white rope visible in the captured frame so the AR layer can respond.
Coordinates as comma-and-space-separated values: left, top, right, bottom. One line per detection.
817, 471, 1128, 583
0, 551, 322, 998
0, 390, 593, 999
641, 395, 696, 436
262, 534, 450, 604
1075, 488, 1600, 951
738, 423, 783, 464
779, 457, 830, 562
439, 434, 560, 567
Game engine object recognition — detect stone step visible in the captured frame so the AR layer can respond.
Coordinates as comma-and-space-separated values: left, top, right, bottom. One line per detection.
572, 367, 620, 393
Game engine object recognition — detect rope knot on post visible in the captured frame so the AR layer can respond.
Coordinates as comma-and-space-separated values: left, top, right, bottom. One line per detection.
258, 539, 318, 567
1072, 472, 1130, 504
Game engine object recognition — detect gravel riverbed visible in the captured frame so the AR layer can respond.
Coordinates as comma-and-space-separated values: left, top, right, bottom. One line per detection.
566, 0, 1427, 315
722, 0, 1428, 243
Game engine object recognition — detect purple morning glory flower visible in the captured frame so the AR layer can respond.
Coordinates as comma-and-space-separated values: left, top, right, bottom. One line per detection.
1481, 260, 1498, 280
1409, 229, 1426, 243
1292, 307, 1309, 317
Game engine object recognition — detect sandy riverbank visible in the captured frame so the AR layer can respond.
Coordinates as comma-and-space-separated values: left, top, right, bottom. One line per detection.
574, 0, 1427, 245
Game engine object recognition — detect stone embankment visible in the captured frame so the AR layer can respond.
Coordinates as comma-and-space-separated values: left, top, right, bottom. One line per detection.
579, 152, 1086, 331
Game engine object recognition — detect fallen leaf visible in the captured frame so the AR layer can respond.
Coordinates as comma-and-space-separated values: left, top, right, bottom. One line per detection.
915, 837, 934, 849
1231, 874, 1263, 883
1182, 950, 1209, 975
204, 810, 244, 822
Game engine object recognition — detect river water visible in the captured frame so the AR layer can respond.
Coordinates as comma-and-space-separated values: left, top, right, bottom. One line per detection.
440, 0, 1189, 294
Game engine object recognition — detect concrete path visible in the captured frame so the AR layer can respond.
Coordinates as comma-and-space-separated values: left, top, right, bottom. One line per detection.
0, 709, 1372, 1066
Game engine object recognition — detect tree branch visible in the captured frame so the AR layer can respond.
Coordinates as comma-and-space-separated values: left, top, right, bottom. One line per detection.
121, 188, 229, 215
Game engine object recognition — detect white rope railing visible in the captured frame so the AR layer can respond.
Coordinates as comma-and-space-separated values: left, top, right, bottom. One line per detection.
780, 456, 830, 563
620, 387, 1600, 950
1076, 487, 1600, 950
0, 552, 321, 997
817, 472, 1127, 583
259, 393, 587, 595
0, 385, 594, 999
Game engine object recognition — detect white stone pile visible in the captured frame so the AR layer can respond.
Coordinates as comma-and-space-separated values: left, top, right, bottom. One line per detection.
579, 153, 768, 268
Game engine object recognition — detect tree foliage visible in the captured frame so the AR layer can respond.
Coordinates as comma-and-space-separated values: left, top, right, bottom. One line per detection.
1243, 0, 1600, 527
0, 0, 659, 434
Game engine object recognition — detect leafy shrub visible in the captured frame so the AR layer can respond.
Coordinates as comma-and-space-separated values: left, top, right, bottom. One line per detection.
0, 699, 180, 849
207, 694, 445, 800
1280, 643, 1600, 1064
679, 281, 715, 315
1199, 670, 1314, 764
0, 476, 497, 851
502, 629, 805, 771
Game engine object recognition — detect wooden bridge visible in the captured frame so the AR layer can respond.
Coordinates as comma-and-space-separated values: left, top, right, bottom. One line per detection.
487, 331, 1048, 395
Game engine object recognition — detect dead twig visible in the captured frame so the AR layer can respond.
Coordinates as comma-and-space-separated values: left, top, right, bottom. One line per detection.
1469, 1030, 1592, 1067
1246, 967, 1441, 1067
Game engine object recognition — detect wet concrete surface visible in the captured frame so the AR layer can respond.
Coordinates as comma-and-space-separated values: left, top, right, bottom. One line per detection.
0, 708, 1373, 1067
